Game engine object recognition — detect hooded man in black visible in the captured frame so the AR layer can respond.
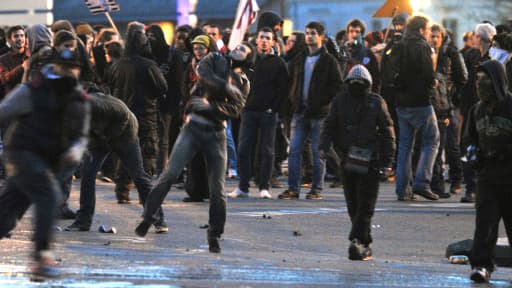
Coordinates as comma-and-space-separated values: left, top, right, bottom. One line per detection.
319, 64, 395, 261
464, 59, 512, 283
111, 22, 168, 207
0, 49, 90, 280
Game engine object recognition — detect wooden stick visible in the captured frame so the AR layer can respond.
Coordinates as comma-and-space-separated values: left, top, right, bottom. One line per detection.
383, 6, 398, 43
104, 12, 121, 36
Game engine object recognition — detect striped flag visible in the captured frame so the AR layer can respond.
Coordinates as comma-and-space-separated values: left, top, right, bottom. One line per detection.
84, 0, 120, 15
228, 0, 259, 51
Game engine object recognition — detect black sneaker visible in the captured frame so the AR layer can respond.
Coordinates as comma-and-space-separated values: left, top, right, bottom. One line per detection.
470, 267, 491, 283
305, 190, 322, 200
277, 190, 299, 200
65, 220, 91, 232
30, 251, 60, 281
460, 193, 475, 203
154, 220, 169, 234
0, 215, 16, 240
135, 220, 152, 237
208, 237, 221, 253
348, 239, 373, 261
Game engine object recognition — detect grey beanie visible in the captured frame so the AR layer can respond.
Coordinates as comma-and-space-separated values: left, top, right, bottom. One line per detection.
346, 64, 373, 87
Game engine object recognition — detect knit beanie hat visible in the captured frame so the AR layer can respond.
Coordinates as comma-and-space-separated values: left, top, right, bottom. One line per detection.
346, 64, 373, 87
191, 35, 210, 48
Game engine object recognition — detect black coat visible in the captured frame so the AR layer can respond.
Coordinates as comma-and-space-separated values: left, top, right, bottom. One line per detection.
463, 60, 512, 177
111, 54, 167, 128
288, 47, 343, 118
395, 32, 435, 107
244, 52, 288, 113
320, 91, 396, 168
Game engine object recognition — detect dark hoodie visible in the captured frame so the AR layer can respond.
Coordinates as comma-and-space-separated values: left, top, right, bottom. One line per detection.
111, 25, 167, 126
24, 24, 53, 82
463, 60, 512, 175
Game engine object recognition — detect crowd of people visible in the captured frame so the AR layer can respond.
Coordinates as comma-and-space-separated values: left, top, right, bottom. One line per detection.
0, 10, 510, 283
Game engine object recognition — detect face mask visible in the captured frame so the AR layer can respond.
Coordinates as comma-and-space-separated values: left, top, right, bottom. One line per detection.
51, 77, 78, 96
348, 80, 369, 96
477, 72, 496, 104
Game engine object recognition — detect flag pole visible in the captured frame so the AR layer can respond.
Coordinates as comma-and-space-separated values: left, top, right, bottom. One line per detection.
383, 6, 398, 43
104, 11, 121, 36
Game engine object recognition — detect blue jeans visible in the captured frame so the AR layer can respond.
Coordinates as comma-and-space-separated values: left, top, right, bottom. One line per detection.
226, 119, 237, 171
395, 106, 440, 196
143, 120, 227, 237
238, 110, 277, 191
288, 114, 325, 193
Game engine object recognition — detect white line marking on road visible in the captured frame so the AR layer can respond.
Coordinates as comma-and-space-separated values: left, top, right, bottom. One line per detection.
230, 208, 387, 217
408, 203, 474, 208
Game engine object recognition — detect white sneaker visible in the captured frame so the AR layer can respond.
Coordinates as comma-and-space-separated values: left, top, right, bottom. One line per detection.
228, 188, 249, 198
259, 189, 272, 199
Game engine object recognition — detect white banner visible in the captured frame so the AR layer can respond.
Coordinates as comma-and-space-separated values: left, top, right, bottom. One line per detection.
228, 0, 259, 51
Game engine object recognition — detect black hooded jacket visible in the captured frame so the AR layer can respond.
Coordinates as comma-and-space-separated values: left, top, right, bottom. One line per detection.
463, 60, 512, 176
319, 89, 396, 169
111, 28, 167, 128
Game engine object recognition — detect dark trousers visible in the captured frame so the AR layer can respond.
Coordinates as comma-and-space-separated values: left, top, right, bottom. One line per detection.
342, 169, 380, 245
143, 121, 227, 237
470, 174, 512, 272
184, 153, 210, 200
431, 121, 447, 194
273, 119, 289, 178
115, 126, 158, 199
78, 139, 163, 224
0, 150, 63, 258
157, 112, 173, 175
238, 110, 277, 191
445, 110, 463, 185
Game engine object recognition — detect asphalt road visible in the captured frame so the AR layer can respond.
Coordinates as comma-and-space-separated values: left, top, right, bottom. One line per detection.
0, 177, 511, 287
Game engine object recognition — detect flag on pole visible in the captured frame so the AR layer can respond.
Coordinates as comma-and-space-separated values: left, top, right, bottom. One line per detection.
228, 0, 259, 51
84, 0, 120, 15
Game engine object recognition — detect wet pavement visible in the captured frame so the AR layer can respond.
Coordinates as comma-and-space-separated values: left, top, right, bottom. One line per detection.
1, 178, 511, 287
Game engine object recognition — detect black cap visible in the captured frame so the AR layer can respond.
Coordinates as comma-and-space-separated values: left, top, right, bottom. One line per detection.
392, 13, 409, 26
